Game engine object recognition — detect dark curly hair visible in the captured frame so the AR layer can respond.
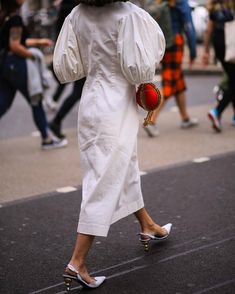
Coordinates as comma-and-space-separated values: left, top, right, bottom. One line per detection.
0, 0, 21, 24
77, 0, 127, 7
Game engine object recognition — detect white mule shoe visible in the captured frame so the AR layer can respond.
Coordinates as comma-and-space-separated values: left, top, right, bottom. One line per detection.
138, 223, 172, 251
63, 264, 106, 291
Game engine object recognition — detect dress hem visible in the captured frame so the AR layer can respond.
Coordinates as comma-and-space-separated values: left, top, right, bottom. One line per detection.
77, 197, 144, 237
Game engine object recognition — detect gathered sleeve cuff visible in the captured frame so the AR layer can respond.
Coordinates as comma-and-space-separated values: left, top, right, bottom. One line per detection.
53, 15, 85, 84
117, 10, 165, 85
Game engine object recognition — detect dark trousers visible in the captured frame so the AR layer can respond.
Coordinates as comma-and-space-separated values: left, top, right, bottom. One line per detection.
213, 30, 235, 116
0, 54, 48, 139
49, 62, 66, 102
53, 77, 86, 125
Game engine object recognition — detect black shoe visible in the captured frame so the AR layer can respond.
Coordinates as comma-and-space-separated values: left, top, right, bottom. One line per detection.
49, 121, 66, 139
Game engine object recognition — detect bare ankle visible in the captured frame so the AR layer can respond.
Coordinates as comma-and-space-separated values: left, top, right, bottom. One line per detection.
142, 222, 155, 233
68, 259, 86, 271
142, 223, 167, 236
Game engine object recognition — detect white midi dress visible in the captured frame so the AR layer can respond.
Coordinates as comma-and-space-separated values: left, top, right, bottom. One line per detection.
53, 2, 165, 237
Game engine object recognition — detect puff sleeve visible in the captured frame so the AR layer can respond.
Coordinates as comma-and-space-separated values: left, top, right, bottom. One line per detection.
53, 14, 85, 83
117, 11, 165, 85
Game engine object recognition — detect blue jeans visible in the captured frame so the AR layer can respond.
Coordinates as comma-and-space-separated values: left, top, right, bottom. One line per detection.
0, 54, 48, 139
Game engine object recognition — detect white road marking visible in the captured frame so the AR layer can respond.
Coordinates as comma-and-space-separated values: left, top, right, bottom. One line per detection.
56, 186, 77, 193
170, 106, 179, 112
193, 157, 210, 163
140, 171, 147, 176
31, 131, 40, 137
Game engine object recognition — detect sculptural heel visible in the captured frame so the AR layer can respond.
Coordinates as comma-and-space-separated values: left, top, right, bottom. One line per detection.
63, 276, 73, 292
138, 223, 172, 251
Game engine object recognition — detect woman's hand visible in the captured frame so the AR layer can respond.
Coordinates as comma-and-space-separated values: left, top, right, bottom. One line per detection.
26, 38, 54, 47
38, 38, 54, 47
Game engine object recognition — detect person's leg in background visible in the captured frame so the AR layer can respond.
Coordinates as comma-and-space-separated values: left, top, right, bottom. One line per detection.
3, 55, 67, 149
49, 62, 66, 102
50, 77, 86, 139
217, 62, 235, 124
53, 83, 66, 103
175, 90, 198, 128
208, 62, 235, 131
43, 63, 66, 111
172, 34, 198, 129
143, 34, 198, 138
0, 80, 16, 119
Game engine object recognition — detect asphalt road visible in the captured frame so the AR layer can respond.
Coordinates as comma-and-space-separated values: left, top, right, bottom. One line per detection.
1, 151, 234, 294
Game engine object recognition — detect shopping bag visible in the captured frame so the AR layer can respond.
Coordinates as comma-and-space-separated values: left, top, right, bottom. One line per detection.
225, 19, 235, 63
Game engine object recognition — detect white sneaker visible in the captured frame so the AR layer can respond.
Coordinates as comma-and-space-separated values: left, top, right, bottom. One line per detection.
41, 138, 68, 150
143, 124, 160, 137
181, 118, 198, 129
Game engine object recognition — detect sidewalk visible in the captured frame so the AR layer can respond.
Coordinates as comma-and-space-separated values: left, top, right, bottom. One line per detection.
182, 44, 222, 75
0, 102, 234, 204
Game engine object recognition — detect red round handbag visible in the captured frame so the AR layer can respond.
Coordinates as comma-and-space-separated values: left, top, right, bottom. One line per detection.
136, 83, 162, 126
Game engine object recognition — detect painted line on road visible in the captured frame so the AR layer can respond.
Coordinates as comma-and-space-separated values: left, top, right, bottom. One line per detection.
31, 131, 40, 137
191, 279, 235, 294
193, 157, 210, 163
56, 186, 77, 193
29, 235, 234, 294
140, 171, 147, 176
170, 106, 179, 112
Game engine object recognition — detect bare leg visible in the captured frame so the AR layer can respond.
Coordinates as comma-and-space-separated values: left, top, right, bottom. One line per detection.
150, 98, 165, 124
175, 91, 190, 120
134, 207, 167, 236
66, 233, 95, 284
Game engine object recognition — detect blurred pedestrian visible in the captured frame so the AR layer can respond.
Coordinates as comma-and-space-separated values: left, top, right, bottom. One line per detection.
144, 0, 198, 137
53, 0, 172, 289
49, 77, 85, 139
0, 0, 68, 150
45, 0, 79, 111
202, 0, 235, 132
48, 0, 86, 139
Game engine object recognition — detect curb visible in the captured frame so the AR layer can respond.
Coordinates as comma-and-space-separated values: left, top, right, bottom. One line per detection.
183, 69, 222, 76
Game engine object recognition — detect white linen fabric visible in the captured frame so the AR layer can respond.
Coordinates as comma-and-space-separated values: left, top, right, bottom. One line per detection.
53, 1, 165, 237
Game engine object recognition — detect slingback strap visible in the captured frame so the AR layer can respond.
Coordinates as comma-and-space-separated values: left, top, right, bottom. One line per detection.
138, 232, 169, 241
138, 233, 152, 242
67, 264, 79, 274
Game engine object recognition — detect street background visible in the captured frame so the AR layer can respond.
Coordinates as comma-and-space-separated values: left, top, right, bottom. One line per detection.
0, 1, 235, 293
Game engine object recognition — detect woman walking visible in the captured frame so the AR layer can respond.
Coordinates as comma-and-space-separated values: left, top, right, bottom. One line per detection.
54, 0, 172, 289
202, 0, 235, 132
144, 0, 198, 137
0, 0, 67, 149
